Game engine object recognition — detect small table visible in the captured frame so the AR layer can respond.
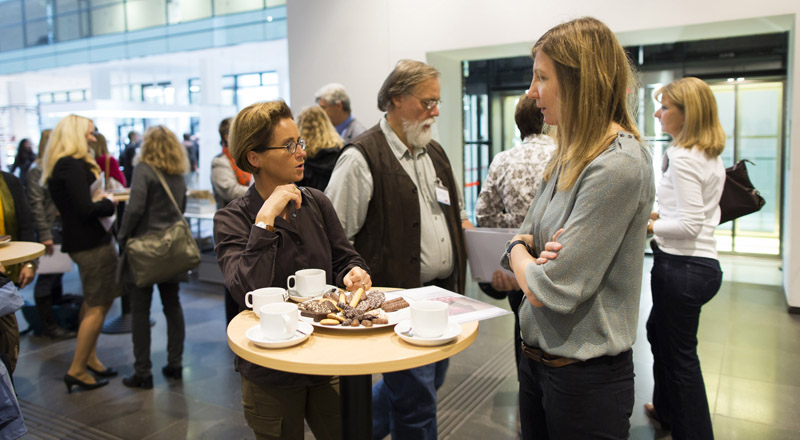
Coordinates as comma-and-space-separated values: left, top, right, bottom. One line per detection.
0, 241, 46, 266
227, 310, 479, 439
184, 211, 215, 238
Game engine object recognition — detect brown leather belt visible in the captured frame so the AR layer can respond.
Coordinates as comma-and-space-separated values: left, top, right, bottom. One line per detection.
521, 342, 581, 368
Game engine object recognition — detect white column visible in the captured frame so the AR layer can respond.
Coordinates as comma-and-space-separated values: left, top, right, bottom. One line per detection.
197, 59, 227, 191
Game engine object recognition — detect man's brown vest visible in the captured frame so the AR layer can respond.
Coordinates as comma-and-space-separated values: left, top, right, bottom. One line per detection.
346, 124, 466, 294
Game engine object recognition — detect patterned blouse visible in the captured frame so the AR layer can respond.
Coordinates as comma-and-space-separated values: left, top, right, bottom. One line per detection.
475, 134, 557, 229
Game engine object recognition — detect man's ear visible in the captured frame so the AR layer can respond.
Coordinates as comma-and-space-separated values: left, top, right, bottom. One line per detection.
246, 150, 261, 169
391, 95, 404, 110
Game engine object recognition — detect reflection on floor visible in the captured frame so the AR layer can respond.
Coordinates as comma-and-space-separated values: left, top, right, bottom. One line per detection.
12, 256, 797, 439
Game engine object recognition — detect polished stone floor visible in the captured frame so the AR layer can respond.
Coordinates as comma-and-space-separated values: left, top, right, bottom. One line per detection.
11, 255, 797, 439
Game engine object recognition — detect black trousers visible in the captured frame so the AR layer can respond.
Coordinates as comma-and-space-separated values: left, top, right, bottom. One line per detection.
129, 281, 184, 376
519, 349, 634, 439
646, 243, 721, 439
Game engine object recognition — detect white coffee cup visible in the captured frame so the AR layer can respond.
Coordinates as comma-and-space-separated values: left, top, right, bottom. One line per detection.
287, 268, 326, 297
245, 287, 288, 317
259, 302, 299, 341
411, 300, 450, 338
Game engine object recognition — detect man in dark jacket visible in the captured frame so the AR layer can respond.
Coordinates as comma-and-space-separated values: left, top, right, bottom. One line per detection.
326, 60, 470, 440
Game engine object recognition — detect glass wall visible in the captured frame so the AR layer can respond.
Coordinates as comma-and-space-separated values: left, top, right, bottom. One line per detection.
188, 71, 280, 111
0, 0, 278, 52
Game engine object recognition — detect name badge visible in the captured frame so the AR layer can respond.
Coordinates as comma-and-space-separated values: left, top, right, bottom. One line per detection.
435, 179, 451, 206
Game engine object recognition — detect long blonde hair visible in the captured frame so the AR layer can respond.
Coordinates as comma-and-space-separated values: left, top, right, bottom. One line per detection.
140, 126, 189, 175
534, 17, 640, 190
90, 132, 109, 157
42, 115, 100, 183
655, 77, 725, 158
297, 105, 343, 158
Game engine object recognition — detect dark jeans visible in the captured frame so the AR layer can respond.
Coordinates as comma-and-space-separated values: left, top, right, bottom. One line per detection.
372, 359, 449, 440
519, 349, 634, 439
647, 243, 722, 439
129, 281, 185, 377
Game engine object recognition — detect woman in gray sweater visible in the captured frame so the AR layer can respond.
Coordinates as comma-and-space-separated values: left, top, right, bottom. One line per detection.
504, 17, 655, 439
118, 126, 189, 389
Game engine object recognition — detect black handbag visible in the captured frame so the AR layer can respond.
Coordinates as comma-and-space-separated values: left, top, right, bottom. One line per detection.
125, 169, 200, 287
718, 159, 766, 224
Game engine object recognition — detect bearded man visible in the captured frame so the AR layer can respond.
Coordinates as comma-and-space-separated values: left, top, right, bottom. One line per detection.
325, 59, 470, 440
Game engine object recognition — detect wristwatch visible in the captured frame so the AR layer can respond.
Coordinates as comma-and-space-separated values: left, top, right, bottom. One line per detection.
255, 221, 275, 232
506, 239, 532, 265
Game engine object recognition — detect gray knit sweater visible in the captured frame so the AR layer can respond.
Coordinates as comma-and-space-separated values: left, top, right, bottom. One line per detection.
503, 132, 655, 360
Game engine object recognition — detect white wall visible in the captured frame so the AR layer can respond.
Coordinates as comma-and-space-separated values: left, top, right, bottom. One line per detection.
286, 0, 800, 308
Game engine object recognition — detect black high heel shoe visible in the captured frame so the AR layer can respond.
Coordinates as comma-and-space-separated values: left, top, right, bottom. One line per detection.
64, 374, 109, 393
87, 365, 118, 377
162, 365, 182, 380
122, 374, 153, 390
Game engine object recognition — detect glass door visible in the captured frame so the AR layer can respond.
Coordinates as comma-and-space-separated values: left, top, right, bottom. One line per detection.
710, 80, 783, 255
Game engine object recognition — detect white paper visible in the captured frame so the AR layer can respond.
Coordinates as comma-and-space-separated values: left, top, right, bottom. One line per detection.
37, 244, 74, 274
464, 228, 517, 282
399, 286, 511, 324
90, 178, 116, 231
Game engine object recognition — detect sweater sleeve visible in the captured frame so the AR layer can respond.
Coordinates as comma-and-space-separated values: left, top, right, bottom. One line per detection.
522, 154, 646, 314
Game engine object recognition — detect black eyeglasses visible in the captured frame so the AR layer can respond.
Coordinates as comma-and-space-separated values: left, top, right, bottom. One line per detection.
258, 138, 307, 154
409, 94, 442, 110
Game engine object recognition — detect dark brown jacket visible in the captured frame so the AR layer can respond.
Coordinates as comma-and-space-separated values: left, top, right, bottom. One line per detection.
214, 185, 368, 387
347, 125, 466, 294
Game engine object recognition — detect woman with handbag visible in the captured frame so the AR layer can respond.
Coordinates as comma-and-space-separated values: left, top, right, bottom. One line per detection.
214, 100, 371, 440
644, 77, 726, 438
118, 126, 191, 389
43, 114, 123, 393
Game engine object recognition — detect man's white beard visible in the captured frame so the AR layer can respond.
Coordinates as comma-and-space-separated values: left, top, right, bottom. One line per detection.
402, 118, 435, 148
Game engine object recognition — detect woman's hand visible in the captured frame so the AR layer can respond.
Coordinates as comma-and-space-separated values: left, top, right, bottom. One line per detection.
535, 228, 564, 265
343, 267, 372, 292
647, 211, 659, 235
255, 184, 303, 226
42, 239, 54, 256
491, 270, 519, 291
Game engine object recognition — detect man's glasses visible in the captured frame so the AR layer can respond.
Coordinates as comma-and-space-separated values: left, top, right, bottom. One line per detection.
409, 94, 442, 111
260, 138, 307, 155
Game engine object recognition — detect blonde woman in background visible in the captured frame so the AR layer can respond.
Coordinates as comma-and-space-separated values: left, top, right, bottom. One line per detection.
645, 77, 726, 439
118, 126, 189, 390
43, 114, 123, 393
296, 105, 344, 191
90, 132, 127, 188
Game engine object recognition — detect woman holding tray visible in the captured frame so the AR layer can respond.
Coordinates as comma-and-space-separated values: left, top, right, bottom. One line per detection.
214, 99, 371, 440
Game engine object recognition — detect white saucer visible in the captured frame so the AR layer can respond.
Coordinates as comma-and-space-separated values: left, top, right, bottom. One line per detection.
289, 284, 338, 302
394, 320, 462, 346
246, 322, 314, 349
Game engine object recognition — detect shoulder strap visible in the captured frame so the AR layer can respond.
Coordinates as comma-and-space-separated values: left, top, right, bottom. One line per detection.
152, 167, 190, 228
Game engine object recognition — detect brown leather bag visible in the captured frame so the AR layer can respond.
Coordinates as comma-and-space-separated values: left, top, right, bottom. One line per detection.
719, 159, 766, 224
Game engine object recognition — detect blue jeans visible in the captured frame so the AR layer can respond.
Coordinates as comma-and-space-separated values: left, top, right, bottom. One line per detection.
519, 349, 634, 439
647, 243, 722, 439
372, 359, 449, 440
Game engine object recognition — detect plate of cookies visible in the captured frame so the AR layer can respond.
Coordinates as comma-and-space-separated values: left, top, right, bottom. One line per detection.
297, 288, 411, 330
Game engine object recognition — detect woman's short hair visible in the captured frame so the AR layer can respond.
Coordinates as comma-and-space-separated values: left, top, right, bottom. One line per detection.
89, 132, 109, 157
656, 77, 725, 158
533, 17, 640, 190
377, 60, 440, 112
515, 94, 545, 139
228, 100, 294, 174
297, 105, 344, 159
42, 114, 99, 183
140, 126, 189, 175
